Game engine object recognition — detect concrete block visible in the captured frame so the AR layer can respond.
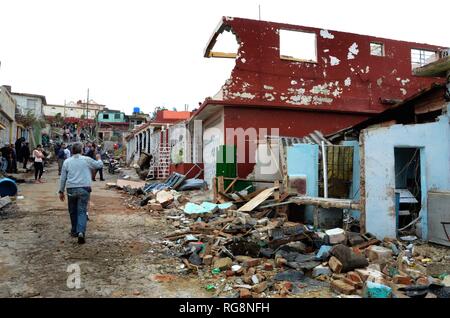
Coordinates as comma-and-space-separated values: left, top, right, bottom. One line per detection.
363, 281, 392, 298
325, 228, 346, 245
366, 245, 393, 262
213, 257, 232, 270
331, 279, 356, 295
329, 256, 343, 273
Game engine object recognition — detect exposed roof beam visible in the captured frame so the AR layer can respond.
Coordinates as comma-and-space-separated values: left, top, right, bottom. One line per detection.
413, 55, 450, 77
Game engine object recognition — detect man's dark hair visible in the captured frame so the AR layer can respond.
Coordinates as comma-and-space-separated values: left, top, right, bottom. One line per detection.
72, 143, 83, 155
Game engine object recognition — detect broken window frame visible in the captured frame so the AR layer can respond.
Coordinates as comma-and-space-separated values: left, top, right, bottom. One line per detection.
370, 42, 385, 57
411, 48, 438, 70
204, 23, 240, 59
279, 29, 318, 64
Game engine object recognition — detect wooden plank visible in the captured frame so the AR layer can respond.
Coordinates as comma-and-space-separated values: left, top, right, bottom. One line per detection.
222, 177, 281, 184
224, 177, 238, 193
237, 187, 277, 212
213, 177, 218, 203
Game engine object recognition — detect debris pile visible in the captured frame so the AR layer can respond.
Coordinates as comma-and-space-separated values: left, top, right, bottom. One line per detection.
108, 175, 450, 298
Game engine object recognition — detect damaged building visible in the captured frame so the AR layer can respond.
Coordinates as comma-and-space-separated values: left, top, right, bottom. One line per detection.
186, 17, 447, 186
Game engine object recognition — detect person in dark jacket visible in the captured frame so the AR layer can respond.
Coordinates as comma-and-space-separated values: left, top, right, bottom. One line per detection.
15, 137, 25, 163
20, 142, 31, 170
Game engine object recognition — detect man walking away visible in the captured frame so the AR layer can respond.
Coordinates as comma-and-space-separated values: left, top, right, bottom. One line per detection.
58, 143, 103, 244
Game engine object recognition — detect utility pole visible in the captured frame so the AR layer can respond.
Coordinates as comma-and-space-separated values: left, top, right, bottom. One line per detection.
258, 4, 261, 20
86, 88, 89, 119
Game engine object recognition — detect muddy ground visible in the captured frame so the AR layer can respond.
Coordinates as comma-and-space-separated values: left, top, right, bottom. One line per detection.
0, 162, 209, 297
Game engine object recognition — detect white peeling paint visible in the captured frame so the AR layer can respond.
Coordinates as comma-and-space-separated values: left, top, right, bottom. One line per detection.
241, 58, 246, 63
310, 84, 331, 95
312, 96, 333, 105
377, 78, 383, 87
401, 79, 410, 86
225, 16, 234, 21
290, 80, 297, 85
400, 88, 407, 96
330, 56, 340, 66
323, 49, 330, 53
322, 57, 328, 64
366, 66, 370, 73
231, 92, 255, 99
347, 43, 359, 60
264, 93, 275, 102
263, 85, 274, 90
344, 77, 352, 87
320, 30, 335, 39
323, 71, 327, 78
350, 67, 355, 72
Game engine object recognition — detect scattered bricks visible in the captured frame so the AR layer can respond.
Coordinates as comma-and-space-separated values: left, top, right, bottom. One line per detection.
202, 255, 213, 266
312, 265, 332, 278
365, 245, 393, 263
425, 293, 438, 298
343, 277, 361, 289
243, 275, 253, 285
244, 258, 261, 268
155, 190, 174, 207
347, 271, 363, 284
276, 257, 287, 267
355, 268, 383, 282
325, 228, 346, 245
252, 281, 268, 294
257, 273, 266, 282
264, 262, 274, 271
331, 279, 356, 295
246, 267, 256, 276
225, 270, 234, 277
235, 256, 252, 263
393, 275, 412, 285
363, 281, 392, 298
213, 257, 233, 271
329, 256, 343, 274
416, 277, 430, 286
239, 288, 252, 298
148, 203, 163, 211
347, 232, 365, 246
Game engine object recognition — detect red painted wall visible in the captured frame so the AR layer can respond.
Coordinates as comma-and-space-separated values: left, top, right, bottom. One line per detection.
212, 17, 446, 113
224, 106, 367, 178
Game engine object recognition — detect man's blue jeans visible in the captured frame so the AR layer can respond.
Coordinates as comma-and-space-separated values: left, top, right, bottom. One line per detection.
67, 187, 90, 235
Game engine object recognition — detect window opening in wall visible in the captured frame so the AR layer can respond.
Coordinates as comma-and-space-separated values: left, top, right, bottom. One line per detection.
411, 49, 438, 69
370, 42, 384, 56
206, 27, 240, 59
26, 99, 37, 109
279, 29, 317, 63
394, 147, 422, 237
103, 114, 109, 119
114, 113, 121, 120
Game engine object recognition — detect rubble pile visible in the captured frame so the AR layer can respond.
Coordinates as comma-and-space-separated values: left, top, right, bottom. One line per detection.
108, 178, 450, 298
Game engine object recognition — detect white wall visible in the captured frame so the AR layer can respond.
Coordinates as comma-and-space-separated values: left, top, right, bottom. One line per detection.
13, 94, 44, 118
363, 106, 450, 240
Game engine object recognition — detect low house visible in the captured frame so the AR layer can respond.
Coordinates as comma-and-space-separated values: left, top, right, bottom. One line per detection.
190, 16, 448, 187
44, 100, 105, 120
97, 109, 129, 143
125, 110, 192, 179
329, 82, 449, 244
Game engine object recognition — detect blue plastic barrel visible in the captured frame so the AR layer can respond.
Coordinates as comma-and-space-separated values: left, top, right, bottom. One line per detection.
133, 106, 140, 114
0, 178, 18, 197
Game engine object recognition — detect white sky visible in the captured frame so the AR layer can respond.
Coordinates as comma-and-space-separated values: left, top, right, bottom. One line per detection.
1, 0, 449, 115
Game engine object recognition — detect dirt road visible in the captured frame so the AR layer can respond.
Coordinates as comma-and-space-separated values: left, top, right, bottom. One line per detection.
0, 163, 208, 297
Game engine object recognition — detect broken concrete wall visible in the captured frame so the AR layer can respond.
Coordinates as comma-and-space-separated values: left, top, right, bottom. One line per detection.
207, 17, 445, 113
362, 103, 450, 240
